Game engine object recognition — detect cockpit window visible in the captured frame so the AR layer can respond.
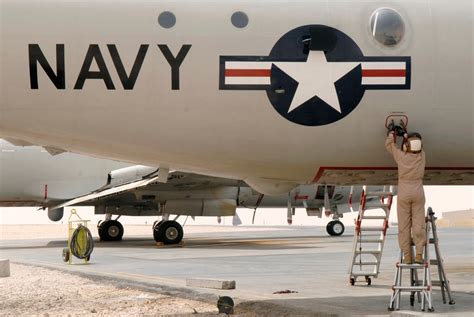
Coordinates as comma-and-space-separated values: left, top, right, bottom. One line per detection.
370, 8, 405, 47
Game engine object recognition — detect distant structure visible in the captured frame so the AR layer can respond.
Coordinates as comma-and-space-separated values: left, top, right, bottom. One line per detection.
438, 209, 474, 228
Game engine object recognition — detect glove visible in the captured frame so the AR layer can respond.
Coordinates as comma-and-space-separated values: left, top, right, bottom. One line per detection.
395, 126, 406, 136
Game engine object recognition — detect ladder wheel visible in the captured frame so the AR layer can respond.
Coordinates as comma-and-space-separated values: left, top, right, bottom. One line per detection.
449, 300, 455, 305
388, 306, 395, 311
428, 307, 435, 312
366, 277, 371, 286
410, 294, 415, 306
350, 278, 355, 286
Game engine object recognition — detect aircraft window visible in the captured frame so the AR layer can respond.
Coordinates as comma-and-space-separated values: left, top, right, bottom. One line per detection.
370, 8, 405, 46
158, 11, 176, 29
231, 11, 249, 28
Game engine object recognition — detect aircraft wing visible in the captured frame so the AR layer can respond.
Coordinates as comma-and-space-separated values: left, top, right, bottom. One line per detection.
50, 170, 245, 212
50, 174, 162, 211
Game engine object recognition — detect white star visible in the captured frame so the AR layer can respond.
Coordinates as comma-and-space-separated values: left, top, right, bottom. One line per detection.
273, 51, 360, 113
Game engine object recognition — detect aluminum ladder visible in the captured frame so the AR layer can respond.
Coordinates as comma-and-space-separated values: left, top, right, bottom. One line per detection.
349, 185, 393, 285
388, 207, 455, 312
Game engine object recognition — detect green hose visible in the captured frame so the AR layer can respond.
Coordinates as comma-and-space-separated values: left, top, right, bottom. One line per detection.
70, 224, 94, 259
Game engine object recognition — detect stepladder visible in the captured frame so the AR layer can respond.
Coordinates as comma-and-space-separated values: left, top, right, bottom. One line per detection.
349, 185, 394, 286
388, 207, 455, 312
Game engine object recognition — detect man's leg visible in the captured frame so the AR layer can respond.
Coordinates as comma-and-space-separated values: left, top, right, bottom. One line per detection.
397, 195, 413, 263
412, 190, 427, 257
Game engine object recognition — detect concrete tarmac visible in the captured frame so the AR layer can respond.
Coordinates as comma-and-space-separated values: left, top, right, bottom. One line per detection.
0, 225, 472, 316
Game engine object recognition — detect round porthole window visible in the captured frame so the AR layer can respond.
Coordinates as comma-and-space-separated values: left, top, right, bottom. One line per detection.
370, 8, 405, 46
158, 11, 176, 29
231, 11, 249, 28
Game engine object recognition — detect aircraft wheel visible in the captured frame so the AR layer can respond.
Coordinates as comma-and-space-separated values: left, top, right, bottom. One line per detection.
154, 220, 183, 244
326, 220, 345, 236
99, 220, 124, 241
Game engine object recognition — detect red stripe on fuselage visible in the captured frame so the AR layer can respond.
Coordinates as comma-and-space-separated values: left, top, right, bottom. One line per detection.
225, 69, 271, 77
362, 69, 406, 77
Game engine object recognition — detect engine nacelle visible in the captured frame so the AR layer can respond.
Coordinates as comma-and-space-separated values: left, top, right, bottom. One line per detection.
48, 208, 64, 221
107, 165, 157, 186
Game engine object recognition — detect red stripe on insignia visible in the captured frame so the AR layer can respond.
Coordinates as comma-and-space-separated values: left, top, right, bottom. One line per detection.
225, 69, 271, 77
362, 69, 406, 77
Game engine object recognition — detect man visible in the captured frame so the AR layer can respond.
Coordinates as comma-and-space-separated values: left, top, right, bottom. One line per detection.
385, 130, 427, 264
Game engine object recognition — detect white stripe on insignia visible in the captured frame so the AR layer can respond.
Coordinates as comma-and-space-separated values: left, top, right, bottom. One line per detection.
225, 62, 273, 69
225, 77, 271, 85
362, 77, 406, 85
361, 62, 406, 70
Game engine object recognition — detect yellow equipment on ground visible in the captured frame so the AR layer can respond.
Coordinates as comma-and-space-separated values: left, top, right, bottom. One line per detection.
62, 209, 94, 264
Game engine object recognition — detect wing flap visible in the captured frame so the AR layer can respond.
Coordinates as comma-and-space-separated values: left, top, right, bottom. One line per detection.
50, 175, 160, 210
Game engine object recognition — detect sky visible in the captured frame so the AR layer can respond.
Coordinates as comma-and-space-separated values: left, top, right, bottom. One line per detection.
0, 186, 472, 226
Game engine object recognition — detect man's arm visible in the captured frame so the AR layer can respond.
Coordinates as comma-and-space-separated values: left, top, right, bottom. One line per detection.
385, 132, 401, 162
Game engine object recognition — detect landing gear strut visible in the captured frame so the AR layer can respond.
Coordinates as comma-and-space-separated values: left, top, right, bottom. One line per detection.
153, 220, 183, 244
98, 218, 124, 241
326, 220, 345, 236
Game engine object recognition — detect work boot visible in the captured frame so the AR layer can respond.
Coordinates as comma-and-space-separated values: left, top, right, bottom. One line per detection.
415, 254, 424, 264
403, 254, 413, 264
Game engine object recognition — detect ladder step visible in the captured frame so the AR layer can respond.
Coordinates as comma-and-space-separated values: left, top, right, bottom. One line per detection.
430, 259, 439, 265
392, 286, 429, 291
358, 238, 384, 243
351, 272, 377, 277
362, 215, 387, 220
360, 227, 384, 231
355, 250, 381, 255
365, 191, 393, 197
429, 238, 437, 244
364, 203, 390, 209
352, 262, 378, 266
432, 281, 443, 287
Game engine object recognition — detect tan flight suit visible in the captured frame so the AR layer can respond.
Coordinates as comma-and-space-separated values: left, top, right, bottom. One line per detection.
385, 134, 427, 257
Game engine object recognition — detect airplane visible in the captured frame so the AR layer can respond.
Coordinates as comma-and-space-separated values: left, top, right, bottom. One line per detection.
0, 1, 472, 200
0, 139, 388, 243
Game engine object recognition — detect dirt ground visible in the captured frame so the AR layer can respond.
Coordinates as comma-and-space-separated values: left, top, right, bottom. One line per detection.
0, 263, 228, 316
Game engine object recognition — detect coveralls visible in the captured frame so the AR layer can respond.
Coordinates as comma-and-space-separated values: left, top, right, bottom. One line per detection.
385, 133, 427, 257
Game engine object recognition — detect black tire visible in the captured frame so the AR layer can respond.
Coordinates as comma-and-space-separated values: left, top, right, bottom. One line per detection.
99, 220, 124, 241
153, 220, 164, 230
327, 220, 345, 236
154, 220, 183, 244
350, 278, 355, 286
410, 294, 415, 306
98, 221, 104, 240
62, 248, 70, 262
217, 296, 234, 314
326, 221, 335, 236
367, 277, 372, 286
